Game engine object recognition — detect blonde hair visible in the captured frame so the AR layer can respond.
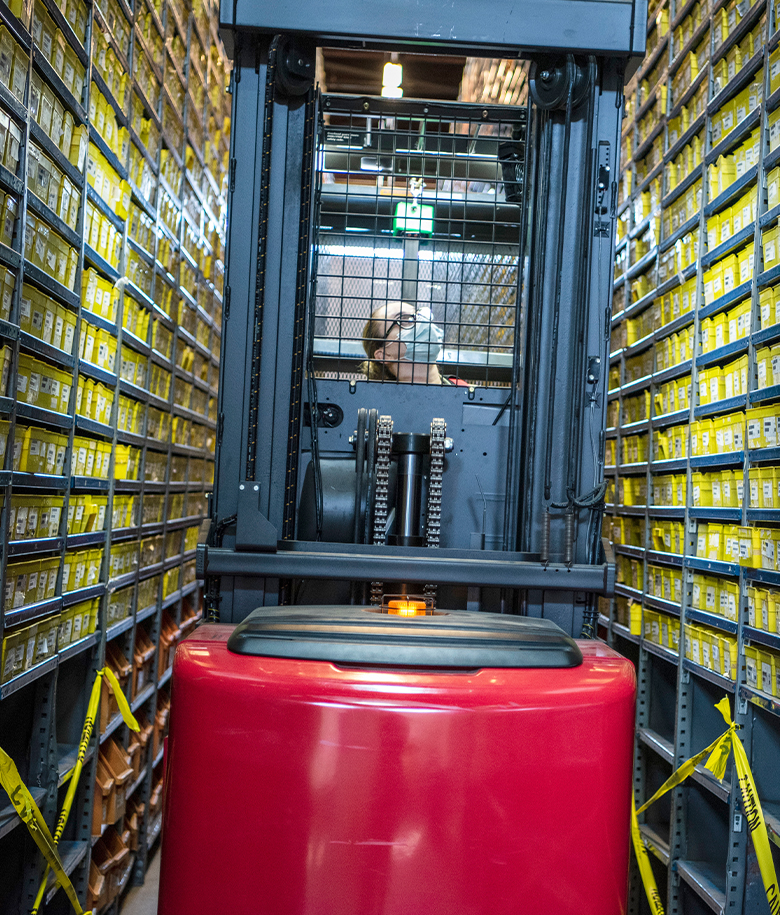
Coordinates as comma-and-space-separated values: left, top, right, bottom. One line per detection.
359, 302, 407, 380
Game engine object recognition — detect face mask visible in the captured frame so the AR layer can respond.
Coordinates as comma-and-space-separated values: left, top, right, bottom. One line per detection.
398, 307, 444, 364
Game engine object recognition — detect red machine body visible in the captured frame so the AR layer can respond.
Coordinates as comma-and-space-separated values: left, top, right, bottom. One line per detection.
159, 622, 635, 915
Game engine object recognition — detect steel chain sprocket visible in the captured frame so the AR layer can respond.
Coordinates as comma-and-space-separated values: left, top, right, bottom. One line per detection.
424, 418, 446, 606
370, 415, 393, 604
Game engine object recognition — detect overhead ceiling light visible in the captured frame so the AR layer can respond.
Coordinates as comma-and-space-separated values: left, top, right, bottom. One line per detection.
382, 61, 403, 97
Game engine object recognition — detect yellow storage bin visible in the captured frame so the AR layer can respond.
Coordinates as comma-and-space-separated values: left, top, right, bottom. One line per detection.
738, 526, 762, 567
759, 528, 780, 571
749, 468, 761, 507
721, 580, 738, 622
5, 559, 41, 610
628, 601, 642, 635
728, 298, 751, 341
37, 557, 58, 602
706, 523, 724, 560
764, 225, 780, 267
756, 346, 774, 388
86, 549, 103, 586
760, 467, 777, 508
747, 406, 780, 449
720, 253, 738, 292
748, 587, 767, 628
763, 594, 779, 634
759, 650, 777, 697
1, 622, 41, 683
725, 354, 747, 398
691, 472, 712, 507
745, 644, 761, 690
720, 634, 738, 680
57, 605, 76, 649
33, 613, 59, 665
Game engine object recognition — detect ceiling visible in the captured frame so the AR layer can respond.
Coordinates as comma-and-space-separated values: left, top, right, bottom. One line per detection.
320, 49, 466, 101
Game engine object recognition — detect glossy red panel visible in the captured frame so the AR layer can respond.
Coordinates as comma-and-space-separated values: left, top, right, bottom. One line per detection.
159, 627, 635, 915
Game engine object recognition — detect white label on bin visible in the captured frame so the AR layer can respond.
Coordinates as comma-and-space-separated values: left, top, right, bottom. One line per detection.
15, 507, 28, 537
764, 418, 777, 446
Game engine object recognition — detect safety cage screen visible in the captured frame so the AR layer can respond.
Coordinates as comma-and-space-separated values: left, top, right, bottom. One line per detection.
311, 95, 528, 387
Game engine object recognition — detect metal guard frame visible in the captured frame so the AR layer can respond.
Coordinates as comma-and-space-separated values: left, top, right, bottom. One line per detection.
200, 539, 616, 593
218, 0, 649, 62
208, 3, 646, 626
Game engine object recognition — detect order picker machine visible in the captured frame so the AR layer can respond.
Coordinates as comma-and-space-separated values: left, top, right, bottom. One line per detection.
159, 2, 647, 913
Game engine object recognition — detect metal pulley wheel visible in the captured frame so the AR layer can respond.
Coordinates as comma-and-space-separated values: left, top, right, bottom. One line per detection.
274, 34, 315, 96
529, 55, 594, 110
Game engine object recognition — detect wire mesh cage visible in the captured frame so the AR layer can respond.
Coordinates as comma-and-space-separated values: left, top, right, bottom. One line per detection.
312, 95, 527, 386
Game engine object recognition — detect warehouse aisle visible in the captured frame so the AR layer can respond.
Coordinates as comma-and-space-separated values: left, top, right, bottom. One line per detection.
122, 850, 160, 915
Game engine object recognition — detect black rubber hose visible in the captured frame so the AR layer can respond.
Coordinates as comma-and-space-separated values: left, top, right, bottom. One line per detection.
566, 59, 597, 505
543, 62, 574, 503
521, 109, 550, 550
353, 408, 367, 543
503, 98, 533, 552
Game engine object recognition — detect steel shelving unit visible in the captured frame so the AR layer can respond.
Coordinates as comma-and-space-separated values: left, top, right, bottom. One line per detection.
604, 0, 780, 909
0, 0, 229, 907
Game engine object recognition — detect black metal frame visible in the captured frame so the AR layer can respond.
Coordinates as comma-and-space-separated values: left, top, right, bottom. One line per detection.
202, 538, 616, 592
206, 3, 647, 630
218, 0, 649, 61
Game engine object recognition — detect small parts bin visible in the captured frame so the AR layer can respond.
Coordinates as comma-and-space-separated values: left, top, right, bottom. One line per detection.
149, 774, 163, 820
88, 860, 108, 912
134, 709, 153, 752
127, 730, 142, 779
91, 825, 132, 908
102, 737, 133, 819
101, 642, 131, 732
153, 689, 170, 759
157, 609, 181, 680
132, 627, 155, 698
179, 597, 202, 634
125, 795, 144, 851
93, 738, 133, 835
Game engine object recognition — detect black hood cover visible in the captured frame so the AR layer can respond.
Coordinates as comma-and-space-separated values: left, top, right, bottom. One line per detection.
228, 605, 582, 669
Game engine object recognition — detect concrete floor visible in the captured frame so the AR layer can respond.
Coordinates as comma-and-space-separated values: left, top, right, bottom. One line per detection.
122, 849, 160, 915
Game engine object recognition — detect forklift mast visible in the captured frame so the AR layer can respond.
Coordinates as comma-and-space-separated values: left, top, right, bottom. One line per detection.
198, 0, 648, 634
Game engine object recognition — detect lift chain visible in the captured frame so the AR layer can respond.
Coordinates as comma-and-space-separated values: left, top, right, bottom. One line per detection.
370, 415, 394, 604
426, 418, 446, 548
424, 418, 447, 606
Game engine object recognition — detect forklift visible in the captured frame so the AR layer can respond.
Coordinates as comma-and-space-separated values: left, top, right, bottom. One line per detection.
159, 2, 647, 911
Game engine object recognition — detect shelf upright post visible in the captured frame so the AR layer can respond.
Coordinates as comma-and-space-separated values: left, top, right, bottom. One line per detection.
727, 3, 774, 908
128, 0, 156, 884
669, 7, 712, 912
0, 0, 37, 675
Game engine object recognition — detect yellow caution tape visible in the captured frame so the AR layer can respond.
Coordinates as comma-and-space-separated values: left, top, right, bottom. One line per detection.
633, 697, 780, 915
635, 714, 736, 815
0, 746, 85, 914
715, 698, 780, 915
0, 667, 139, 915
630, 797, 665, 915
102, 666, 139, 733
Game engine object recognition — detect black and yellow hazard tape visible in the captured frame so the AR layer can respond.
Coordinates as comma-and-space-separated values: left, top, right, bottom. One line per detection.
632, 697, 779, 915
0, 667, 139, 915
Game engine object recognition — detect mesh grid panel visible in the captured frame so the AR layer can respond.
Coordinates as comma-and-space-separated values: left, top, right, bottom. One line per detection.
312, 96, 526, 386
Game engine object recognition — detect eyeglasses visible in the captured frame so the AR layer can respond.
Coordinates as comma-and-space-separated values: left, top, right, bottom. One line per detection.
385, 312, 418, 336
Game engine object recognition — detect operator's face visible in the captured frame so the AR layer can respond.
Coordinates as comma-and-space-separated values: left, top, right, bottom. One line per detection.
373, 302, 416, 367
